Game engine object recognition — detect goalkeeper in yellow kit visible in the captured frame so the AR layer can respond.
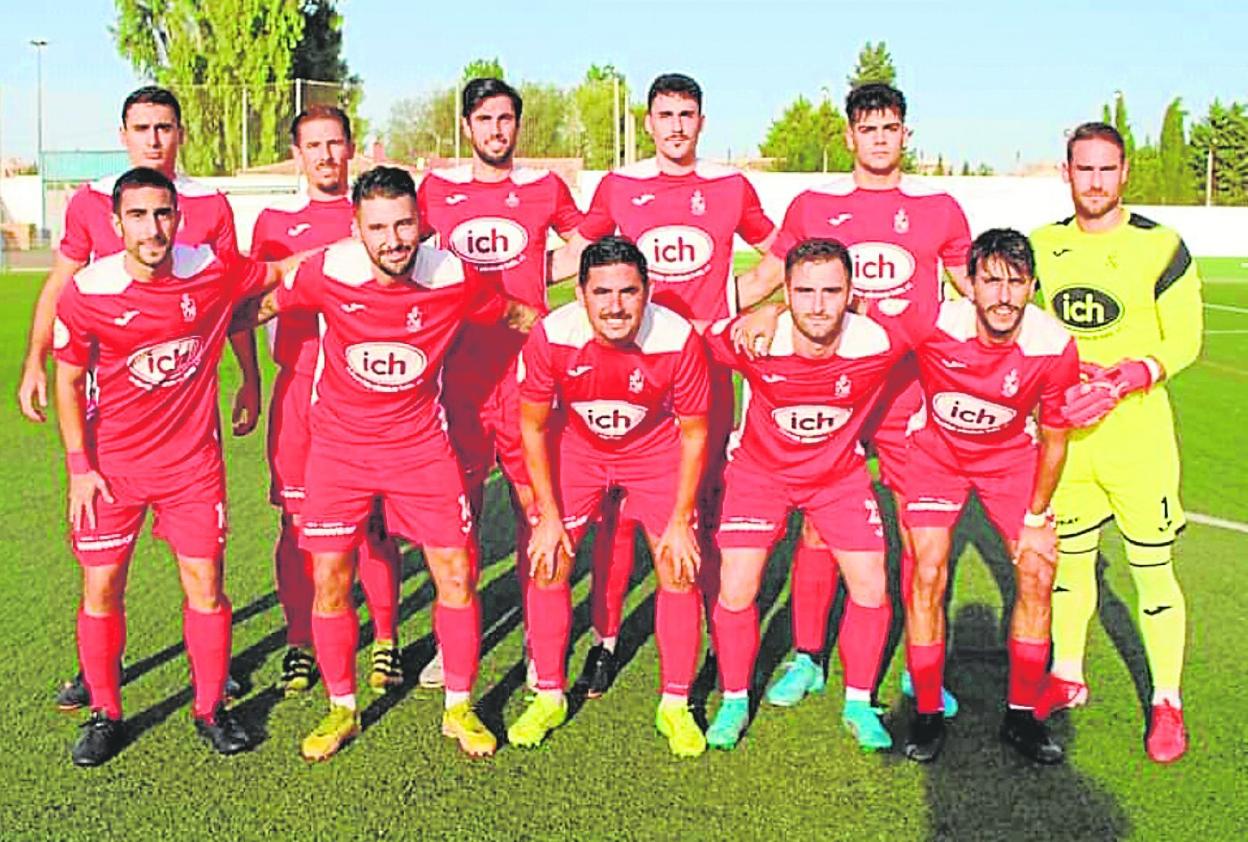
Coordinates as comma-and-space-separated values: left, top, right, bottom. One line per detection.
1030, 122, 1201, 764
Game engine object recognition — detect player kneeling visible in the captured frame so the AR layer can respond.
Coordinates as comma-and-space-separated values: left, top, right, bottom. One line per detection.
515, 236, 711, 757
706, 239, 905, 751
900, 229, 1078, 764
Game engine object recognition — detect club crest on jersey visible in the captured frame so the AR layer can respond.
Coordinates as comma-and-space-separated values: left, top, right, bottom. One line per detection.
1002, 368, 1020, 398
345, 342, 427, 391
835, 374, 851, 398
504, 191, 520, 208
690, 189, 706, 216
893, 208, 909, 234
637, 225, 713, 280
931, 391, 1016, 435
127, 336, 205, 389
571, 400, 648, 439
180, 293, 197, 322
771, 404, 853, 443
847, 242, 916, 298
406, 305, 423, 333
448, 217, 529, 266
628, 367, 644, 394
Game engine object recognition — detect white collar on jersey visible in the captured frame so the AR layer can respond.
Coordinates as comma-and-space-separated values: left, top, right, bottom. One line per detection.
425, 163, 549, 186
611, 157, 741, 181
769, 310, 891, 359
809, 173, 945, 198
73, 244, 216, 295
542, 300, 692, 354
89, 172, 220, 199
935, 298, 1071, 357
319, 240, 466, 290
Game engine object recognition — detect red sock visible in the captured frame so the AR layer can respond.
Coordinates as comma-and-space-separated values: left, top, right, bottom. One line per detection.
358, 526, 399, 642
183, 600, 232, 719
791, 543, 836, 653
434, 599, 481, 693
311, 607, 359, 698
906, 641, 946, 714
1007, 637, 1051, 709
77, 609, 125, 719
526, 583, 571, 691
837, 600, 890, 693
275, 520, 314, 647
656, 587, 703, 696
711, 601, 758, 694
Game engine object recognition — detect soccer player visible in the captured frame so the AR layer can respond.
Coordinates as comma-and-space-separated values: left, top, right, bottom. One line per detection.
735, 83, 970, 712
703, 239, 909, 751
899, 229, 1078, 764
552, 73, 776, 694
513, 236, 710, 756
23, 86, 258, 712
414, 78, 583, 689
1031, 123, 1202, 764
250, 106, 402, 698
52, 167, 296, 766
254, 166, 539, 761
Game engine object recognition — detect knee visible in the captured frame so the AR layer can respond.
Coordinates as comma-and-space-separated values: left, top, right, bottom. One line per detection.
82, 572, 126, 615
427, 548, 475, 604
1015, 554, 1054, 606
312, 555, 352, 610
717, 573, 757, 612
911, 558, 947, 603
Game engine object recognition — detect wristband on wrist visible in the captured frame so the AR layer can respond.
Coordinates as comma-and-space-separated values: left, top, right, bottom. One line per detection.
1142, 356, 1163, 386
66, 451, 92, 475
1022, 508, 1053, 529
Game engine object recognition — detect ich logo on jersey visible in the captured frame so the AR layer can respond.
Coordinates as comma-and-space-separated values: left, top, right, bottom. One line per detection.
448, 217, 529, 266
1051, 286, 1122, 332
772, 404, 853, 443
931, 392, 1016, 435
848, 242, 916, 297
127, 336, 204, 389
637, 226, 713, 280
345, 342, 427, 392
571, 400, 648, 439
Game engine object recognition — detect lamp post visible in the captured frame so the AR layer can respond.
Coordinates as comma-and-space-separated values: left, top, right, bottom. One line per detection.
30, 39, 48, 238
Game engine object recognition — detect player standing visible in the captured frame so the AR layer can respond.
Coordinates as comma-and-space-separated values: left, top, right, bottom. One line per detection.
553, 74, 776, 695
52, 168, 293, 765
415, 78, 583, 689
513, 237, 711, 756
20, 86, 258, 711
255, 167, 539, 761
249, 106, 402, 698
899, 229, 1078, 764
736, 83, 969, 712
703, 239, 907, 751
1031, 123, 1202, 764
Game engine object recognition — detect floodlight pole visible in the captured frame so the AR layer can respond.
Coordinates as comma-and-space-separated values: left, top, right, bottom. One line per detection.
30, 39, 48, 238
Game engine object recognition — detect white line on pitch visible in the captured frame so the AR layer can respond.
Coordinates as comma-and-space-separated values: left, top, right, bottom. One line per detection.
1205, 303, 1248, 314
1188, 512, 1248, 535
1204, 329, 1248, 335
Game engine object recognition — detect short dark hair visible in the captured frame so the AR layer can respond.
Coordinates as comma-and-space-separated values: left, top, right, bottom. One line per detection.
845, 83, 906, 124
1066, 121, 1125, 162
647, 73, 703, 111
291, 105, 352, 145
351, 166, 417, 206
785, 238, 852, 281
111, 167, 178, 213
578, 236, 648, 288
462, 77, 523, 121
967, 228, 1035, 280
122, 86, 182, 127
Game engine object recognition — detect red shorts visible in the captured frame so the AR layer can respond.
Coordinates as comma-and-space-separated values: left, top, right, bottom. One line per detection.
861, 354, 923, 493
556, 439, 683, 540
72, 448, 227, 566
267, 368, 313, 513
717, 457, 884, 553
300, 435, 472, 553
902, 441, 1037, 542
445, 355, 529, 489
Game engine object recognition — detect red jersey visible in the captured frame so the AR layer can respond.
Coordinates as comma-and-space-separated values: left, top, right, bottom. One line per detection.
274, 240, 505, 455
250, 194, 353, 375
577, 159, 775, 324
707, 311, 908, 485
770, 175, 970, 329
53, 246, 268, 475
518, 303, 710, 456
911, 299, 1079, 477
59, 173, 238, 264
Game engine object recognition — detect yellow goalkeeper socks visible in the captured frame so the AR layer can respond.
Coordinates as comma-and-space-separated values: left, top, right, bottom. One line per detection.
1050, 530, 1100, 681
1126, 543, 1186, 695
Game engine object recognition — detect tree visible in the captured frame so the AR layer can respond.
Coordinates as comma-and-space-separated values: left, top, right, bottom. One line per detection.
112, 0, 362, 174
1112, 94, 1137, 157
960, 161, 972, 176
291, 1, 367, 143
1159, 98, 1196, 204
386, 88, 457, 162
1188, 100, 1248, 206
759, 95, 851, 172
462, 57, 505, 81
515, 83, 577, 158
847, 41, 896, 89
572, 64, 628, 169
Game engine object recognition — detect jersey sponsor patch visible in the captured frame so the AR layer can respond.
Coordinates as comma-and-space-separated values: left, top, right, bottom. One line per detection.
930, 391, 1017, 434
1050, 286, 1123, 332
344, 342, 427, 391
447, 216, 529, 266
637, 225, 714, 280
126, 336, 204, 388
570, 399, 648, 439
849, 242, 916, 297
771, 404, 853, 442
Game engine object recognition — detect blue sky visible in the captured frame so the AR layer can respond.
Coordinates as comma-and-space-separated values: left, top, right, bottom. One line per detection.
2, 0, 1246, 170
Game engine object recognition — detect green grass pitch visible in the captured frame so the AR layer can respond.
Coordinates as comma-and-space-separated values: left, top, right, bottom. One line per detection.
0, 259, 1244, 839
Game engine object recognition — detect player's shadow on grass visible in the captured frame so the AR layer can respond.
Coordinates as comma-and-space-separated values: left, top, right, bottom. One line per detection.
922, 603, 1130, 842
1092, 554, 1153, 713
